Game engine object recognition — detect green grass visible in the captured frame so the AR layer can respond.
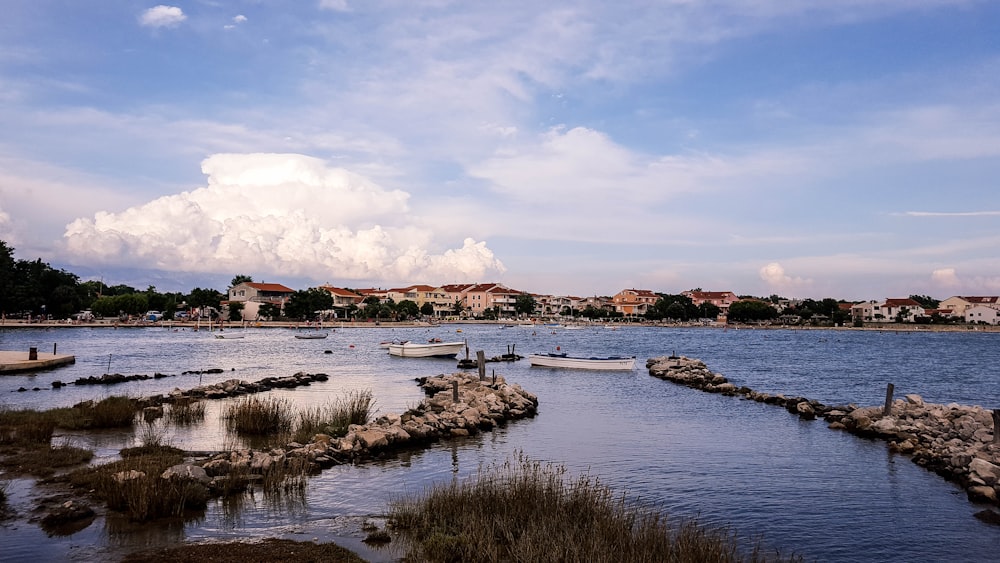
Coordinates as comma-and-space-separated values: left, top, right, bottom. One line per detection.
389, 453, 802, 563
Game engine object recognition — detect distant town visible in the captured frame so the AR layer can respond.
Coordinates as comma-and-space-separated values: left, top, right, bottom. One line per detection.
1, 238, 997, 327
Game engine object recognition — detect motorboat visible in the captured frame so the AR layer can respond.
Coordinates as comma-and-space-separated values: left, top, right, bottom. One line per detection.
379, 339, 409, 349
528, 353, 636, 370
294, 332, 329, 339
387, 341, 465, 358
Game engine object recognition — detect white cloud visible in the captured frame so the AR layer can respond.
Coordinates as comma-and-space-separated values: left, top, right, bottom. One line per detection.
930, 268, 960, 288
318, 0, 350, 12
61, 153, 505, 283
233, 15, 247, 24
930, 268, 1000, 292
139, 5, 187, 29
759, 262, 812, 291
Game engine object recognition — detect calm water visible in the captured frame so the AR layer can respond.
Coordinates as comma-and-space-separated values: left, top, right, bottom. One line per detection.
1, 325, 998, 562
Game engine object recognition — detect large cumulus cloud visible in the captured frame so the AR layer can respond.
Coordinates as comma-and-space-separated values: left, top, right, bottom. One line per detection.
62, 153, 505, 282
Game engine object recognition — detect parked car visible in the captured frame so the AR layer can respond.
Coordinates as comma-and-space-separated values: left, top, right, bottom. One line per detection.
145, 311, 163, 321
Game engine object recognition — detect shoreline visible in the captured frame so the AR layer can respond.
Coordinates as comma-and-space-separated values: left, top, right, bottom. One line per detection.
1, 319, 998, 333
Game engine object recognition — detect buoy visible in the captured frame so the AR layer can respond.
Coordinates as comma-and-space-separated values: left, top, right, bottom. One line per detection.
556, 346, 561, 350
456, 329, 462, 333
349, 344, 355, 348
324, 350, 332, 354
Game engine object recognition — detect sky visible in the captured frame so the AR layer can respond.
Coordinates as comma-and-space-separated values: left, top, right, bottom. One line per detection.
1, 1, 998, 301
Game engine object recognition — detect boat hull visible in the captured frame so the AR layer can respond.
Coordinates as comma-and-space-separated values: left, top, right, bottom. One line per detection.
528, 353, 635, 370
388, 341, 465, 358
294, 333, 328, 339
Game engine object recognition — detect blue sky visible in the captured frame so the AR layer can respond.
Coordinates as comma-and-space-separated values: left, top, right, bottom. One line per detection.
1, 1, 998, 300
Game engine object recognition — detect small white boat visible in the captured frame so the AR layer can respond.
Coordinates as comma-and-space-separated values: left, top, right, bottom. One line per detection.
388, 341, 465, 358
214, 332, 245, 339
379, 339, 409, 349
528, 353, 636, 370
294, 332, 329, 339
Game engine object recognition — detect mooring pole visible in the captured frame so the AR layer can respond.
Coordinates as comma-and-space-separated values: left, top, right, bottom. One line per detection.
452, 380, 459, 402
53, 343, 57, 355
883, 383, 895, 417
477, 350, 486, 381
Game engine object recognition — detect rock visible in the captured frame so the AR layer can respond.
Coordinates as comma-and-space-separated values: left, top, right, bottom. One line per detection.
967, 485, 998, 503
356, 428, 389, 450
162, 463, 211, 485
904, 394, 924, 407
970, 459, 1000, 486
40, 500, 95, 530
796, 402, 816, 419
974, 509, 1000, 526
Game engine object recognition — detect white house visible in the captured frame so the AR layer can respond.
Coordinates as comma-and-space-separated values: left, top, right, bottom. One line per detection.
965, 305, 1000, 325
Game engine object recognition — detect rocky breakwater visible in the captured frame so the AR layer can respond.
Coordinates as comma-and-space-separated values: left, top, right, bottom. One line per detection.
646, 355, 1000, 518
332, 372, 538, 459
168, 373, 538, 494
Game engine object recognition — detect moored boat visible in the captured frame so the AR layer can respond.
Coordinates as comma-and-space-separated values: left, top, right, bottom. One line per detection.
214, 332, 245, 339
528, 353, 635, 370
387, 341, 465, 358
294, 332, 328, 339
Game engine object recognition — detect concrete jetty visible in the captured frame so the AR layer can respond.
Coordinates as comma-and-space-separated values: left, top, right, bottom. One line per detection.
0, 350, 76, 374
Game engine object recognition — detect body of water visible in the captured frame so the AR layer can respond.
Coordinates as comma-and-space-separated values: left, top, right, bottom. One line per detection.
0, 324, 998, 562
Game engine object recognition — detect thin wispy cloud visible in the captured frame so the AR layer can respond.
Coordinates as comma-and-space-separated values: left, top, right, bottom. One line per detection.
898, 211, 1000, 217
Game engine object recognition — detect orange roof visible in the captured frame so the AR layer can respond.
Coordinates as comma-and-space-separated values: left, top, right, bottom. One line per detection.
884, 298, 921, 307
320, 286, 362, 298
246, 282, 294, 293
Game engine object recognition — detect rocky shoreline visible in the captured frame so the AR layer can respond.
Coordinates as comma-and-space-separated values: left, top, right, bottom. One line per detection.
135, 372, 538, 492
646, 355, 1000, 522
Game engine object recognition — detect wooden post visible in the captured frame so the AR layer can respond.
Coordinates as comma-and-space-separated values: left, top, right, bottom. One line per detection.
993, 409, 1000, 445
882, 383, 895, 417
28, 347, 38, 361
452, 380, 459, 403
53, 343, 57, 355
477, 350, 486, 381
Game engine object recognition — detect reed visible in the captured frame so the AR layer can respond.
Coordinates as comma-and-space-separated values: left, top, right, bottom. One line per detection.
223, 396, 295, 436
66, 448, 206, 522
166, 399, 206, 425
0, 407, 56, 444
293, 389, 376, 442
389, 453, 801, 563
91, 396, 139, 428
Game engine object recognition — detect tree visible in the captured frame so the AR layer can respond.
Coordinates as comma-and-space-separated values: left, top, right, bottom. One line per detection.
396, 299, 420, 319
228, 301, 244, 321
514, 293, 537, 317
258, 303, 281, 320
697, 302, 721, 319
727, 300, 778, 323
285, 288, 334, 320
231, 274, 253, 288
452, 299, 465, 317
909, 294, 940, 309
187, 287, 224, 309
420, 302, 435, 316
